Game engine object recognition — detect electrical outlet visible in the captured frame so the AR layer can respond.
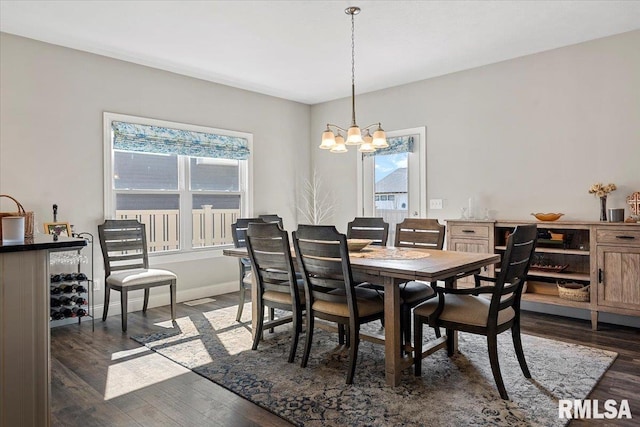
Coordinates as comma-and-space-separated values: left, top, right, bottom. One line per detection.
93, 279, 100, 291
430, 199, 443, 209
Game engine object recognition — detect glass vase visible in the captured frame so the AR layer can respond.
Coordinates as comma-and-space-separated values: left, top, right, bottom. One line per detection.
600, 196, 607, 222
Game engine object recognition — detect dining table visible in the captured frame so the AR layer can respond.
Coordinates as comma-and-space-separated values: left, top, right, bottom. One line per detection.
223, 244, 500, 386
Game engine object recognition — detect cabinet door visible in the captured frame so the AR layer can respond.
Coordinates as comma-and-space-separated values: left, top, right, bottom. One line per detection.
449, 238, 492, 286
596, 245, 640, 311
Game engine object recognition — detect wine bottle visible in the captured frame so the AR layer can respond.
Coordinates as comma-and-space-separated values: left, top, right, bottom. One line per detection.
59, 296, 75, 306
72, 307, 87, 317
60, 284, 75, 294
76, 273, 88, 281
74, 284, 87, 293
62, 308, 75, 318
51, 309, 65, 320
50, 297, 61, 307
50, 286, 62, 295
71, 296, 86, 305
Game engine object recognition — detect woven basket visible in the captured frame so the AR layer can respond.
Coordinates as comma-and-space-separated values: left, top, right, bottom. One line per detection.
557, 282, 590, 302
0, 194, 34, 239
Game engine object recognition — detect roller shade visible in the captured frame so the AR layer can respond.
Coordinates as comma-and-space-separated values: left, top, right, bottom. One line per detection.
112, 121, 250, 160
364, 135, 414, 157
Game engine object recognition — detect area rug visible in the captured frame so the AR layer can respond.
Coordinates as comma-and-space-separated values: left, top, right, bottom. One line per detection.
132, 305, 617, 427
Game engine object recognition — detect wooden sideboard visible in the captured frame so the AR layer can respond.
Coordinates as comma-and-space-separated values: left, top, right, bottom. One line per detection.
446, 219, 640, 330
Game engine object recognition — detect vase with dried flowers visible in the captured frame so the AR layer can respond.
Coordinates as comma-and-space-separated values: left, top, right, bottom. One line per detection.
589, 183, 617, 221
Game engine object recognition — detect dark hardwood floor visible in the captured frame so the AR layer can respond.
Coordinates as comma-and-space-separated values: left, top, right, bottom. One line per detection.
51, 293, 639, 426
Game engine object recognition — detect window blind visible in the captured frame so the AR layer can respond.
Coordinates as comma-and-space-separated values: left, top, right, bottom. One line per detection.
112, 121, 250, 160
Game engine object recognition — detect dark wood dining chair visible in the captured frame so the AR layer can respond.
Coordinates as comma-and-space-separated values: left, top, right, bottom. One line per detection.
246, 222, 304, 362
394, 218, 445, 352
231, 217, 265, 322
293, 225, 384, 384
98, 219, 177, 332
413, 224, 537, 400
347, 217, 389, 246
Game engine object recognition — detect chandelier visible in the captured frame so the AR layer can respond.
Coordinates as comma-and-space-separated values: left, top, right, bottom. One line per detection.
318, 6, 388, 154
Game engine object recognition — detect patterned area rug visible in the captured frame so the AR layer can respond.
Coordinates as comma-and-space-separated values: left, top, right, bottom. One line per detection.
132, 305, 616, 427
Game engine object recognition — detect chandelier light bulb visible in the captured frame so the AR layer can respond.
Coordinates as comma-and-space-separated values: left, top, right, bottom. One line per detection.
319, 129, 336, 149
372, 126, 388, 148
330, 133, 347, 153
346, 125, 364, 145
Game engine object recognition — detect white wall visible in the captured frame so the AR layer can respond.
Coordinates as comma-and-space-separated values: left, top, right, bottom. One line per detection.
312, 30, 640, 229
0, 33, 311, 312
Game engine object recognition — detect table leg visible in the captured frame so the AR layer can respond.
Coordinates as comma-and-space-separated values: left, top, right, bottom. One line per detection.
383, 276, 402, 386
445, 278, 458, 353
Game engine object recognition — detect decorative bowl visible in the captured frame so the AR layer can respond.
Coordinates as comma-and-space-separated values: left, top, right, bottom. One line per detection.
347, 239, 373, 252
531, 212, 564, 222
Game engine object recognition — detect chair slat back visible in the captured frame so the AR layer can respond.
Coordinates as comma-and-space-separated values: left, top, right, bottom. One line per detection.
394, 218, 445, 249
489, 224, 537, 323
246, 222, 299, 297
347, 217, 389, 246
231, 218, 265, 248
98, 220, 149, 277
293, 225, 357, 311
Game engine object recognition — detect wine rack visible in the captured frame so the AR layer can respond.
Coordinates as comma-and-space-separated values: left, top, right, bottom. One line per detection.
49, 232, 94, 329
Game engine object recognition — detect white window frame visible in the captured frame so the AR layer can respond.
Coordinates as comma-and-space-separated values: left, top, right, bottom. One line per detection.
357, 126, 426, 218
103, 112, 253, 262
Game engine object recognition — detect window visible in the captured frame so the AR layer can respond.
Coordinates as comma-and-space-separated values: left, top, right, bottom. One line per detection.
104, 113, 253, 256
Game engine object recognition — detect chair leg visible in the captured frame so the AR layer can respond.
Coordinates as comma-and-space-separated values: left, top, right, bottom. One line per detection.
488, 333, 509, 400
414, 314, 423, 376
433, 326, 441, 338
236, 281, 246, 322
512, 321, 531, 378
269, 307, 275, 333
401, 305, 411, 356
338, 323, 345, 346
120, 290, 128, 332
252, 301, 265, 351
170, 282, 176, 320
301, 313, 314, 368
102, 286, 111, 321
288, 309, 301, 363
143, 288, 150, 313
446, 329, 455, 356
346, 324, 359, 385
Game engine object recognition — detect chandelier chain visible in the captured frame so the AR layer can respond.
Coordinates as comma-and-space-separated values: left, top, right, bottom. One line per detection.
351, 12, 355, 88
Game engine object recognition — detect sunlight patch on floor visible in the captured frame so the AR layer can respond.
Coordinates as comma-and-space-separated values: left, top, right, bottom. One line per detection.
110, 346, 149, 361
183, 297, 216, 306
104, 352, 190, 400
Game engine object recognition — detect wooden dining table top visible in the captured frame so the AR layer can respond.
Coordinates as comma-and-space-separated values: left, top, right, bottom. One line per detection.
223, 245, 500, 283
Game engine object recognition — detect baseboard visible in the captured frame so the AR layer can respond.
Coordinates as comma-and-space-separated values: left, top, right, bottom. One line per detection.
96, 281, 238, 319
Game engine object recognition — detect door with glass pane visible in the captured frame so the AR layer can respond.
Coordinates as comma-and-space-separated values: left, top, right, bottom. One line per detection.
358, 127, 426, 244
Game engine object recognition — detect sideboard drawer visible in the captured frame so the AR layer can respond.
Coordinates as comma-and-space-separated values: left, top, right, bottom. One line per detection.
450, 224, 490, 239
596, 228, 640, 245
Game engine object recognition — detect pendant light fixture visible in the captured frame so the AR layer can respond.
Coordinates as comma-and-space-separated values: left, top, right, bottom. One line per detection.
319, 6, 388, 153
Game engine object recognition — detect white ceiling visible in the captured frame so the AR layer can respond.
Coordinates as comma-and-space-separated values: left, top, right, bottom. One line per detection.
2, 1, 639, 105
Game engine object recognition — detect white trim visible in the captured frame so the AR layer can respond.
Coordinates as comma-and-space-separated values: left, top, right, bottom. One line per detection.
95, 280, 238, 319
